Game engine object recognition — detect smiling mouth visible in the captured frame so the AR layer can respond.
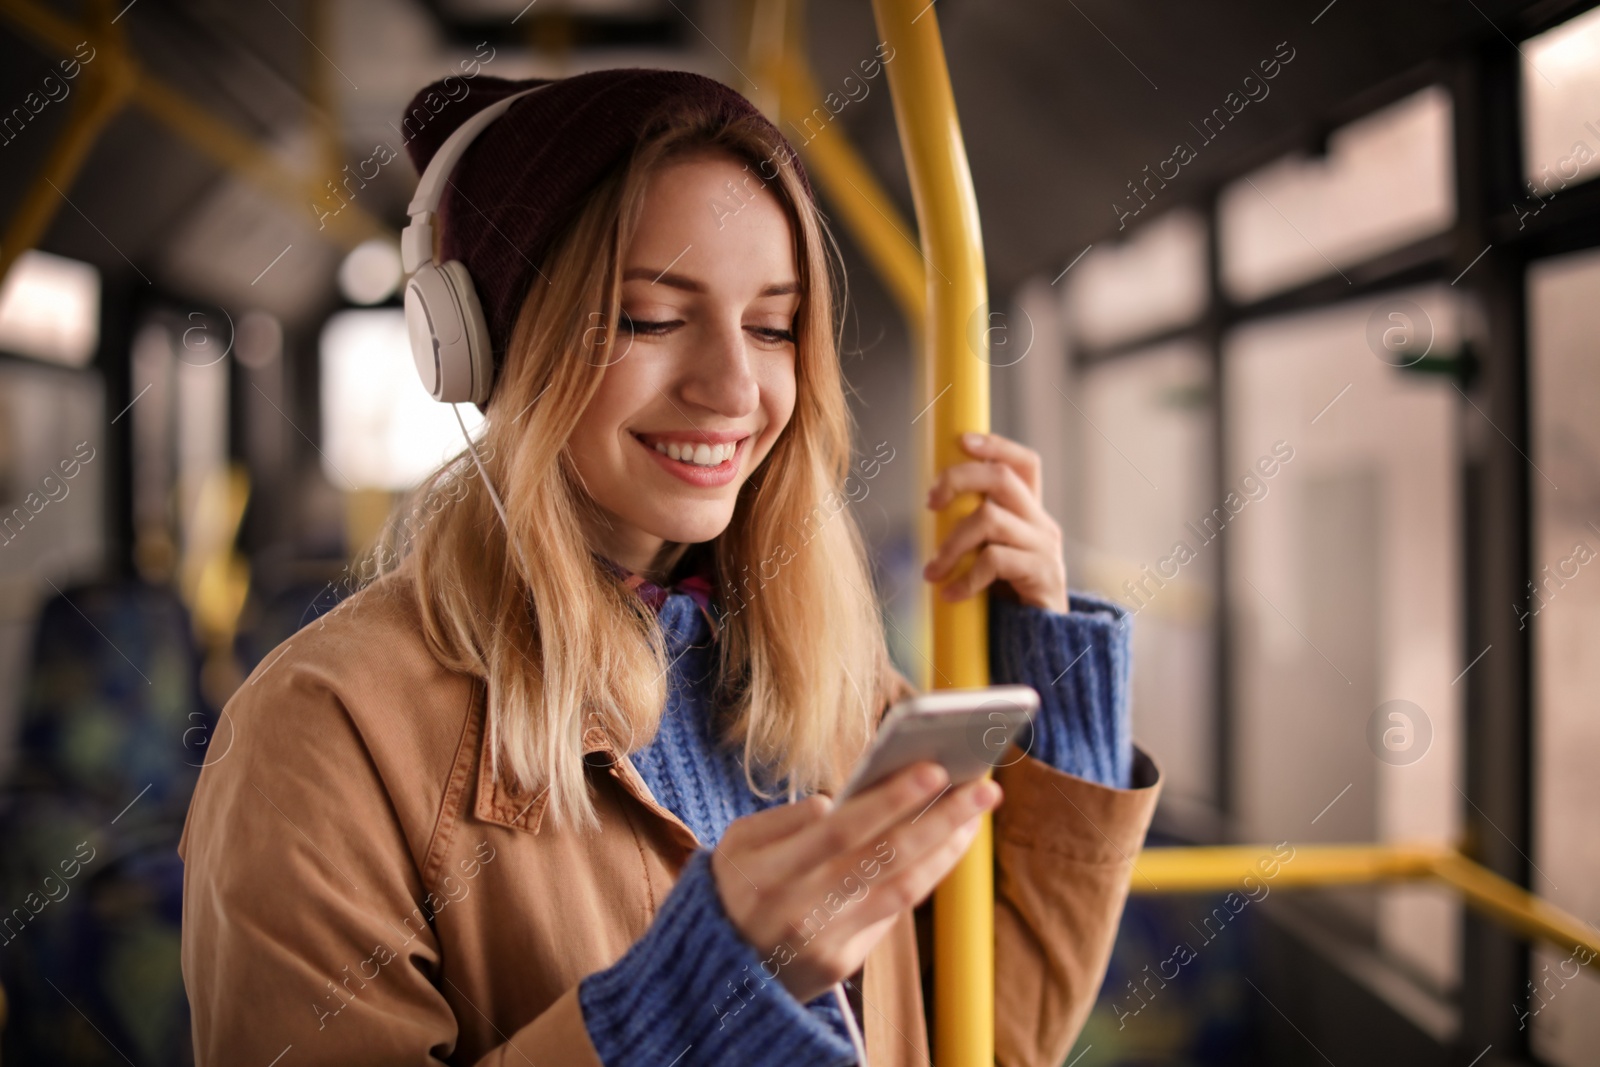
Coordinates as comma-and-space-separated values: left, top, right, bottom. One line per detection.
632, 433, 751, 469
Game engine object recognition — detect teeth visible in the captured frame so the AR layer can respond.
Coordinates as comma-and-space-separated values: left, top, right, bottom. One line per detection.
652, 439, 737, 467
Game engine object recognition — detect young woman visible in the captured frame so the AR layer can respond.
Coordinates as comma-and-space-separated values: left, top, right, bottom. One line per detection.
179, 70, 1161, 1066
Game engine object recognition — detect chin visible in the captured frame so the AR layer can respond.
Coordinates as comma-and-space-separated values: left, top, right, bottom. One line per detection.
640, 505, 737, 546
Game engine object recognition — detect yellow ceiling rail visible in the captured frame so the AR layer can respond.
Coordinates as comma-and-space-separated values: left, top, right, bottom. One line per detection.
1132, 843, 1600, 964
0, 0, 389, 291
739, 0, 785, 116
869, 1, 993, 1064
0, 0, 131, 288
742, 0, 925, 323
306, 0, 346, 186
770, 53, 926, 324
1132, 841, 1444, 891
1431, 850, 1600, 962
127, 77, 386, 248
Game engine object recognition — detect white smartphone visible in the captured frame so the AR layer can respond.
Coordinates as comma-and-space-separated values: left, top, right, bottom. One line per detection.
836, 684, 1040, 801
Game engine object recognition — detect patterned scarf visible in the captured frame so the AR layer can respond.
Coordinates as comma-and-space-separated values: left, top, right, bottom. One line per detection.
598, 552, 720, 640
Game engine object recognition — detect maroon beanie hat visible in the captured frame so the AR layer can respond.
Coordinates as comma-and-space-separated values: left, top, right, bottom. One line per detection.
399, 69, 815, 371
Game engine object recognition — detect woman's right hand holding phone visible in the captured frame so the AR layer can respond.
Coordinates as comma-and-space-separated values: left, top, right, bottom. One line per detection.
709, 761, 1002, 1006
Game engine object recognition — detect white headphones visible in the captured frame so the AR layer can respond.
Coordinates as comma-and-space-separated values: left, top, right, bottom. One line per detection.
401, 85, 548, 406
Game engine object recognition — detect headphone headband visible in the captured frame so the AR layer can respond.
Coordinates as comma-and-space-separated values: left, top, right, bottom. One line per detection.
400, 83, 549, 406
401, 84, 548, 275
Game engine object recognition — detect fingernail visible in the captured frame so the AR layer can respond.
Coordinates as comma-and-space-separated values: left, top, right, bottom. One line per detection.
916, 763, 944, 790
963, 432, 985, 449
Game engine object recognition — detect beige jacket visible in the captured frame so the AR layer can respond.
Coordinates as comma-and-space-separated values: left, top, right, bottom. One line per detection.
178, 560, 1161, 1065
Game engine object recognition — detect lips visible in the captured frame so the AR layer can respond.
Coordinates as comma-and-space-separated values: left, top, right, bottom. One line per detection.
632, 431, 752, 488
632, 430, 752, 447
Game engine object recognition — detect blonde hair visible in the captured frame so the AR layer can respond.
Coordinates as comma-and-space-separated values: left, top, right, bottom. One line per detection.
376, 97, 896, 833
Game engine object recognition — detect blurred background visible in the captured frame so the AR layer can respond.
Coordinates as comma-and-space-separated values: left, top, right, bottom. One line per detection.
0, 0, 1596, 1064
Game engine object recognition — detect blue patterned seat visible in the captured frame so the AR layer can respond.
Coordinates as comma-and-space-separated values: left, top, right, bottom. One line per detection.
0, 579, 208, 1066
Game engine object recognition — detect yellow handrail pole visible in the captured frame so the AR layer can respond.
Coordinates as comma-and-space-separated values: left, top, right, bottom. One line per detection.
0, 1, 130, 289
870, 1, 992, 1063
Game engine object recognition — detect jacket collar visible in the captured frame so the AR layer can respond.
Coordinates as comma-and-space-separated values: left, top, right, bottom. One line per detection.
468, 593, 915, 848
472, 694, 703, 852
470, 551, 719, 850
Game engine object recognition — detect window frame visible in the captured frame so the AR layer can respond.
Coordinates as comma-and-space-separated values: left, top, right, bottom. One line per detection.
1067, 6, 1600, 1058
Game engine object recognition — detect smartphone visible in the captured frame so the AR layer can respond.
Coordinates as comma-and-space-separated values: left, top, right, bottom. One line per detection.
836, 684, 1040, 801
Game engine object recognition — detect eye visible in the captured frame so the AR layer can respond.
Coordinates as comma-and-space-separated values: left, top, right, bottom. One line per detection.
618, 310, 682, 337
748, 323, 797, 346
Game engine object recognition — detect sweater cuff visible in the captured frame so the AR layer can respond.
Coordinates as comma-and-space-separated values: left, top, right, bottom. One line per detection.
987, 588, 1133, 790
578, 849, 857, 1067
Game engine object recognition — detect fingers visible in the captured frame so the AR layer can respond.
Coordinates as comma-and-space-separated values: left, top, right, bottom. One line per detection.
928, 455, 1044, 525
958, 432, 1043, 498
713, 772, 1006, 1003
967, 433, 1043, 497
922, 498, 1048, 583
937, 543, 1036, 603
924, 431, 1068, 610
714, 796, 833, 897
810, 777, 1003, 933
798, 817, 985, 994
775, 762, 950, 874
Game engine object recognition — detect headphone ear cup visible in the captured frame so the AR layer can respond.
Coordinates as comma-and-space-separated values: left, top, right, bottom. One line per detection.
402, 260, 496, 404
440, 260, 495, 405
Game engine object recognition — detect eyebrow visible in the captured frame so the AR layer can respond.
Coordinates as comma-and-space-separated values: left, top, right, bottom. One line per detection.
623, 267, 798, 298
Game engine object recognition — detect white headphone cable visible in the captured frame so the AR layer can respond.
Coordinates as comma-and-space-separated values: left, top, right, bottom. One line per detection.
453, 404, 535, 581
835, 980, 869, 1065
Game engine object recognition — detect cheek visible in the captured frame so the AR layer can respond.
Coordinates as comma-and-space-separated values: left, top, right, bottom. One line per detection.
755, 361, 797, 460
563, 385, 633, 487
578, 362, 653, 447
763, 357, 798, 426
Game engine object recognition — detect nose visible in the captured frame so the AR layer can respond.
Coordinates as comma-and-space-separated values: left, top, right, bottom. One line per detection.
677, 316, 761, 419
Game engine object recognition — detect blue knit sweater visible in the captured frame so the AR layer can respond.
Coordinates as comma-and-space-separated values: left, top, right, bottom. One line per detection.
576, 582, 1133, 1066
